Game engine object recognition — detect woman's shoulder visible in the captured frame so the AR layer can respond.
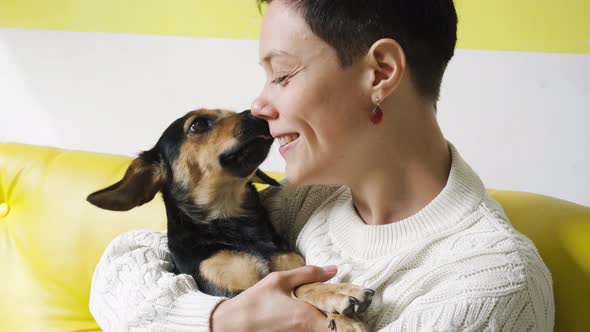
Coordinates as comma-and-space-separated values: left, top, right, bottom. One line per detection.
258, 181, 343, 244
259, 180, 342, 211
449, 195, 553, 296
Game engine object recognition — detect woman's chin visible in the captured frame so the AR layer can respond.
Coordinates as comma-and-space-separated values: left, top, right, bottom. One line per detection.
285, 164, 311, 186
286, 163, 327, 186
285, 168, 303, 185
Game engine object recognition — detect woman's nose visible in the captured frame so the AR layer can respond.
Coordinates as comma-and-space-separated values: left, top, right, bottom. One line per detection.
251, 95, 278, 121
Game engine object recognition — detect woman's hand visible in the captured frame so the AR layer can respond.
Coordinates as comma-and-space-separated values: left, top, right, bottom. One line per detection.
211, 265, 338, 332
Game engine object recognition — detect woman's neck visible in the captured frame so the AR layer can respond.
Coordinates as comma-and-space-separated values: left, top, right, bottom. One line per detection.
349, 105, 451, 225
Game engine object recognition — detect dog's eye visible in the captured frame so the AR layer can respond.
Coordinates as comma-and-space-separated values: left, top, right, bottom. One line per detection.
189, 118, 213, 134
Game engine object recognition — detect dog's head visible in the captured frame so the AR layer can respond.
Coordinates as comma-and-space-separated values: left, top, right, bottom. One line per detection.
87, 109, 278, 218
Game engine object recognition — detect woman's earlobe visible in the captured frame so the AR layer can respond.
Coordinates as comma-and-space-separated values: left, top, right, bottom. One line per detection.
370, 97, 384, 125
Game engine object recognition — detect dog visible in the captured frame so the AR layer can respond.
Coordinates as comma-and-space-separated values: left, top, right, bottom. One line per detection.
88, 109, 374, 331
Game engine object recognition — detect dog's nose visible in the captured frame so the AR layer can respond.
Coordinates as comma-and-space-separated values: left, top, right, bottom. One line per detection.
241, 110, 257, 120
241, 110, 266, 124
240, 109, 270, 134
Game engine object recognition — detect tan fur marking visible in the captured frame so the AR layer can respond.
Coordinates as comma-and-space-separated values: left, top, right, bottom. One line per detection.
270, 253, 305, 272
295, 283, 369, 315
173, 139, 204, 189
200, 250, 269, 292
326, 313, 369, 332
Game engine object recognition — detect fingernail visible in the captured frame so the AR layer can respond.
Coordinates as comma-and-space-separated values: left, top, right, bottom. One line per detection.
322, 265, 338, 273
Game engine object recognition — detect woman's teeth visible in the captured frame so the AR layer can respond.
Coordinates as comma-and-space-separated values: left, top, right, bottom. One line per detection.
277, 134, 299, 147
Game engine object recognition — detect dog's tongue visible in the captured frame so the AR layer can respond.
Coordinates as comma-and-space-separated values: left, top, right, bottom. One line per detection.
257, 134, 273, 140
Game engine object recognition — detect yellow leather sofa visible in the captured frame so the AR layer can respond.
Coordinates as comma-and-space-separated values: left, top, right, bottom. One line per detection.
1, 142, 589, 331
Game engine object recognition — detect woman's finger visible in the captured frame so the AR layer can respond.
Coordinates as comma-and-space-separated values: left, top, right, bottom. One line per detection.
274, 265, 338, 290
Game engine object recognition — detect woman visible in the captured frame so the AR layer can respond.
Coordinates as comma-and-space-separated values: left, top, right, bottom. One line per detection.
89, 0, 554, 331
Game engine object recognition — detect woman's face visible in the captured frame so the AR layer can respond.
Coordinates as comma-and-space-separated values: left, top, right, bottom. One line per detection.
251, 0, 372, 185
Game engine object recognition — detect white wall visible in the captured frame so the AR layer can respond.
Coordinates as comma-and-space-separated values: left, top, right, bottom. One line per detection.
439, 50, 590, 207
1, 28, 589, 206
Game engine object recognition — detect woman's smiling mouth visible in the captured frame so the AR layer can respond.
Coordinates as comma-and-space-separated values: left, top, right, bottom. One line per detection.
276, 134, 299, 147
275, 133, 300, 156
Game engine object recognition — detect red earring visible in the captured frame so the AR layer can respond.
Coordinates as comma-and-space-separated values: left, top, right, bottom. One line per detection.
370, 97, 383, 124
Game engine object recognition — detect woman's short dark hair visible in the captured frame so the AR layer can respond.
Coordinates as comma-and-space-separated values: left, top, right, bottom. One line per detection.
257, 0, 458, 101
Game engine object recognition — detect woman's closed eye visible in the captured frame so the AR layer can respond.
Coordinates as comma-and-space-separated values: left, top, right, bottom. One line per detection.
272, 74, 290, 85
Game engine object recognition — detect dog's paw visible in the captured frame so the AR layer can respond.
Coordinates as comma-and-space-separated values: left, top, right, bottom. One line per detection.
327, 313, 369, 332
295, 283, 375, 316
341, 288, 375, 315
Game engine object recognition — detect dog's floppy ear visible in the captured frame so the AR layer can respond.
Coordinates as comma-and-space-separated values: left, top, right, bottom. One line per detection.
87, 152, 165, 211
251, 169, 280, 187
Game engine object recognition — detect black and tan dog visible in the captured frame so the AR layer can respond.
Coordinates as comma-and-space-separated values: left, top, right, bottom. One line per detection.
87, 109, 373, 331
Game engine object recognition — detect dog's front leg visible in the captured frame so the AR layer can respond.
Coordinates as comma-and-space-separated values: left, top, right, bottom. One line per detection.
200, 250, 270, 295
269, 252, 305, 271
294, 282, 374, 331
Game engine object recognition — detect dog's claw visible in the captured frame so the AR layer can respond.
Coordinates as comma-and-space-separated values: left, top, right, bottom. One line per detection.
342, 296, 359, 315
328, 319, 336, 331
357, 298, 372, 313
342, 305, 353, 315
351, 288, 374, 313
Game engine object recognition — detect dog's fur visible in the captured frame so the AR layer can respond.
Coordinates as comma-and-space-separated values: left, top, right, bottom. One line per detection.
88, 109, 373, 330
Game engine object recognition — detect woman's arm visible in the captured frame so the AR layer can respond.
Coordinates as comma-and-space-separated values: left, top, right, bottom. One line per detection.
89, 182, 340, 331
89, 230, 225, 331
90, 230, 335, 332
211, 265, 337, 332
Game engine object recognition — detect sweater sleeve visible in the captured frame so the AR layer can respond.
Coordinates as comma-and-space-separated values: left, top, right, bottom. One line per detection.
89, 229, 226, 332
376, 288, 552, 332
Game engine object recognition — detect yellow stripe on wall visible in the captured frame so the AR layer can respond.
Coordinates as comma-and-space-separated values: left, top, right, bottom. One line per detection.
454, 0, 590, 54
1, 0, 589, 54
0, 0, 263, 40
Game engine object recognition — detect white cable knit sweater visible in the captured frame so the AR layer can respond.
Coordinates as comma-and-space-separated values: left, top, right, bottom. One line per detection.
89, 144, 554, 331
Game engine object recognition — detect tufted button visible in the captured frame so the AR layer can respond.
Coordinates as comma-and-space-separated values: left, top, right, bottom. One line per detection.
0, 203, 9, 218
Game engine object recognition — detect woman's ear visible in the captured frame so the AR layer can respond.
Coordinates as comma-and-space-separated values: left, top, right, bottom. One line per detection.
366, 38, 407, 101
